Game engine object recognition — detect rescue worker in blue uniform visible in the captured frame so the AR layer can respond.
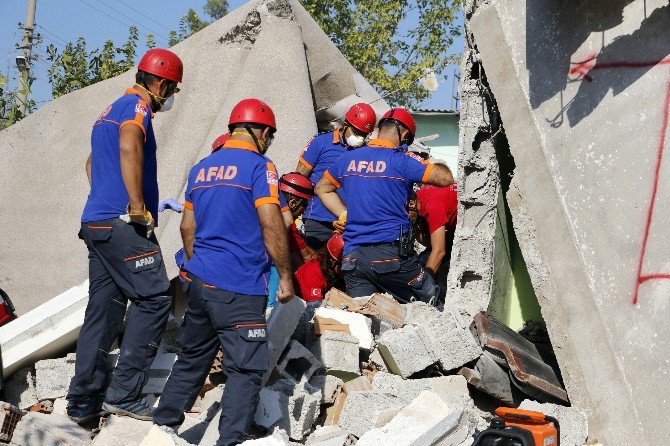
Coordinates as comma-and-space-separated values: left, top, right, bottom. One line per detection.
296, 103, 377, 249
67, 49, 184, 422
315, 108, 454, 304
153, 99, 294, 446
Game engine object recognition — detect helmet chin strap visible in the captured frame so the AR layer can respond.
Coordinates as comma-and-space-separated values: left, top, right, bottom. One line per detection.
135, 83, 167, 111
243, 124, 267, 154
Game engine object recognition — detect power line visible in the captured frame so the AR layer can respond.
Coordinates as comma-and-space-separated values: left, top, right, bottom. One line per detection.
82, 0, 170, 44
35, 24, 68, 46
116, 0, 173, 33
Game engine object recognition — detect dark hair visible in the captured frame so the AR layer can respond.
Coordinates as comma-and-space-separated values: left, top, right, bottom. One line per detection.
135, 70, 161, 85
229, 123, 271, 133
317, 249, 339, 286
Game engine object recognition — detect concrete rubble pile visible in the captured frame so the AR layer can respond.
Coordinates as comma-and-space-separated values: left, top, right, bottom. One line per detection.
0, 288, 591, 446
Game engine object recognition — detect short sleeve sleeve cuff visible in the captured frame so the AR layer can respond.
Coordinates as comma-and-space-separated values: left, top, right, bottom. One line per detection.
183, 200, 193, 210
421, 163, 435, 183
324, 170, 341, 188
255, 196, 281, 208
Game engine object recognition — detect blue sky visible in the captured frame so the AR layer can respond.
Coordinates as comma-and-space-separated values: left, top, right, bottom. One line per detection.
0, 0, 463, 111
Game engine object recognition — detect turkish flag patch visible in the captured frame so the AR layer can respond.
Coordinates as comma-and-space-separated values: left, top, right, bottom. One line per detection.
266, 170, 278, 186
135, 102, 148, 117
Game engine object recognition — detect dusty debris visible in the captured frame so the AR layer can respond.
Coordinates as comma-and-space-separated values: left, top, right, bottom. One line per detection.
308, 375, 343, 405
458, 351, 518, 405
313, 317, 349, 335
254, 380, 320, 441
376, 325, 436, 378
336, 391, 405, 438
4, 368, 38, 410
0, 402, 23, 443
313, 308, 374, 351
519, 400, 588, 446
11, 412, 90, 446
34, 353, 77, 401
310, 331, 360, 380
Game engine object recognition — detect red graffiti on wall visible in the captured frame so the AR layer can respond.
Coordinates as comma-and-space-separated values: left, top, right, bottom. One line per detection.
570, 54, 670, 305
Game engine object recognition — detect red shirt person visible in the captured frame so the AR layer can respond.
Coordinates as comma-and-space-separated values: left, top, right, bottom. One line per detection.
293, 233, 344, 301
415, 182, 458, 278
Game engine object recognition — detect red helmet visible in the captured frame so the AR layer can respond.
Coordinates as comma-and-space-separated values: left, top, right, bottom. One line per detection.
326, 233, 344, 261
379, 108, 416, 143
211, 133, 230, 151
138, 49, 183, 83
345, 103, 376, 134
279, 173, 314, 200
228, 98, 277, 131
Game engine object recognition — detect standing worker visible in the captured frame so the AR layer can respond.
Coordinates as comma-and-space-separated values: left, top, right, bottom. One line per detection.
153, 99, 294, 446
315, 108, 454, 304
296, 103, 376, 249
67, 49, 183, 422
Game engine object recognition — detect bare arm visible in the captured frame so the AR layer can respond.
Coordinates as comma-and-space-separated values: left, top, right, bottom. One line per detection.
295, 162, 312, 178
425, 226, 447, 276
315, 176, 347, 218
119, 124, 146, 214
258, 204, 294, 303
180, 208, 196, 259
424, 163, 454, 188
282, 208, 294, 229
85, 153, 92, 185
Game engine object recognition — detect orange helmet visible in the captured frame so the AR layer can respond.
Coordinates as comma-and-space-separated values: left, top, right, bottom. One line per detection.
138, 49, 183, 83
345, 103, 376, 134
279, 173, 314, 200
379, 108, 416, 144
228, 98, 276, 131
326, 233, 344, 261
211, 133, 230, 152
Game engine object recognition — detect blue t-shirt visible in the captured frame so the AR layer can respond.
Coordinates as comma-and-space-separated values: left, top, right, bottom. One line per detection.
183, 139, 281, 295
299, 131, 347, 222
325, 139, 434, 255
82, 88, 159, 224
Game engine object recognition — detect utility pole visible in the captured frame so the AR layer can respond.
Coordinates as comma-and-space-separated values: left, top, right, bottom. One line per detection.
16, 0, 37, 116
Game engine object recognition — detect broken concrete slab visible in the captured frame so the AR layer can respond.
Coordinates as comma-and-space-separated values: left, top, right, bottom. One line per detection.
458, 351, 517, 405
305, 426, 355, 446
336, 391, 405, 438
406, 303, 481, 371
356, 293, 406, 328
308, 375, 343, 405
313, 317, 350, 335
356, 391, 466, 446
35, 353, 77, 401
310, 331, 360, 380
4, 368, 38, 410
371, 372, 468, 404
91, 415, 153, 446
518, 400, 588, 446
274, 340, 323, 384
313, 308, 373, 351
263, 297, 308, 385
11, 412, 90, 446
52, 398, 68, 417
254, 380, 320, 441
376, 325, 435, 378
322, 289, 362, 311
177, 414, 210, 445
324, 376, 373, 426
140, 424, 194, 446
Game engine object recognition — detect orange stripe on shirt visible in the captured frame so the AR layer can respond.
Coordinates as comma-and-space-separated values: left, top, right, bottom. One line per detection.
120, 119, 147, 142
421, 163, 435, 183
255, 196, 280, 208
266, 162, 279, 198
298, 155, 313, 170
183, 200, 193, 210
324, 170, 341, 188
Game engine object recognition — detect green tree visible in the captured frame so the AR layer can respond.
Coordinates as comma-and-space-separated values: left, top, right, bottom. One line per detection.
169, 1, 229, 45
204, 0, 229, 20
0, 74, 33, 129
302, 0, 460, 107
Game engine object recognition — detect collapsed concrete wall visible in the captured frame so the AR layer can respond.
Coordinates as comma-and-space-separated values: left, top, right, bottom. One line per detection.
468, 0, 670, 443
0, 0, 388, 316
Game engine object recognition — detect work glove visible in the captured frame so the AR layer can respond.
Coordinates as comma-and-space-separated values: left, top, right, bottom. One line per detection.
158, 198, 183, 213
333, 211, 347, 233
120, 204, 155, 238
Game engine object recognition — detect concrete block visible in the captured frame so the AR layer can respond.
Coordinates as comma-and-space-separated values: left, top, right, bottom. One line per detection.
406, 303, 481, 371
52, 398, 68, 417
372, 372, 469, 403
197, 409, 220, 446
140, 424, 195, 446
305, 425, 355, 446
4, 367, 38, 409
91, 415, 152, 446
308, 375, 343, 405
376, 325, 436, 378
368, 348, 388, 372
11, 412, 90, 446
314, 308, 373, 351
177, 414, 210, 445
356, 391, 466, 446
324, 376, 373, 427
275, 340, 322, 384
254, 380, 320, 441
336, 391, 405, 438
519, 400, 588, 446
198, 384, 224, 421
109, 352, 177, 394
310, 332, 360, 380
263, 297, 308, 385
34, 353, 76, 401
357, 293, 407, 328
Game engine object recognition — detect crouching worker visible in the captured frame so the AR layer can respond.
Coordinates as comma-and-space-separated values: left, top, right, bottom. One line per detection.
294, 233, 344, 301
153, 99, 294, 446
279, 172, 316, 268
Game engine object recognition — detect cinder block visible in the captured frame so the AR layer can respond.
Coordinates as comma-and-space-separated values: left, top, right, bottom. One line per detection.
308, 375, 343, 405
310, 332, 360, 380
254, 380, 320, 441
406, 303, 481, 371
52, 398, 68, 417
11, 412, 90, 446
275, 340, 323, 384
4, 368, 38, 409
263, 297, 308, 385
336, 391, 405, 438
91, 414, 152, 446
372, 372, 468, 403
305, 425, 356, 446
518, 400, 588, 446
139, 424, 195, 446
368, 348, 388, 372
376, 325, 436, 378
314, 308, 374, 351
356, 391, 466, 446
35, 353, 77, 401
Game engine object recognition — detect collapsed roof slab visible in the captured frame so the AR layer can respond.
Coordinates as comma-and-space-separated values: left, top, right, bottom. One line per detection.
469, 0, 670, 444
0, 0, 388, 315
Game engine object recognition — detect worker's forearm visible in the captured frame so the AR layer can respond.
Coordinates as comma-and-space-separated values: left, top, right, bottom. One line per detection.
426, 163, 454, 188
295, 163, 312, 178
180, 209, 196, 259
85, 154, 92, 185
425, 249, 445, 276
261, 207, 292, 279
119, 143, 145, 213
320, 191, 347, 218
282, 209, 294, 229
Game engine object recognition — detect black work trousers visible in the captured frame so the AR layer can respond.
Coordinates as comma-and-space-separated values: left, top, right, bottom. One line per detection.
67, 218, 171, 405
342, 242, 438, 304
153, 272, 268, 446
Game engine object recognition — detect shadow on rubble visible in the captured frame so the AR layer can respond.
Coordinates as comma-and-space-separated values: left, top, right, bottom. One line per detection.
526, 0, 670, 127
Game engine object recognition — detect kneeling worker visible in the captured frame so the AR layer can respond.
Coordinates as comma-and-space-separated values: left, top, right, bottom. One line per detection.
153, 99, 294, 446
